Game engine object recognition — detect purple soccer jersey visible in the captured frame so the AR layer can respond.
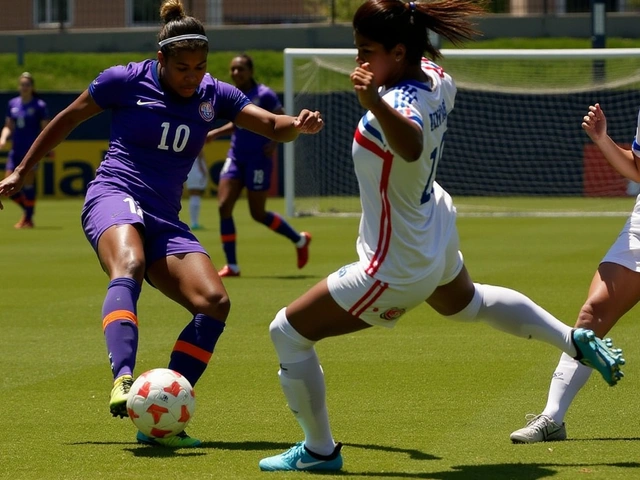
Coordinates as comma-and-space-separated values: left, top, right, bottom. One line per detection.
221, 83, 282, 191
5, 96, 49, 169
228, 83, 282, 160
81, 59, 250, 263
87, 59, 249, 214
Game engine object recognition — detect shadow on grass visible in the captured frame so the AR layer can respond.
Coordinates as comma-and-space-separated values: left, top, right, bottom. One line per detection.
341, 461, 640, 479
565, 437, 640, 442
125, 446, 206, 458
348, 442, 440, 461
66, 441, 207, 458
199, 440, 294, 450
197, 440, 439, 461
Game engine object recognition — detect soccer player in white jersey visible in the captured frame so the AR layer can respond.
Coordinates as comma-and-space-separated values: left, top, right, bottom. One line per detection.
258, 0, 625, 472
510, 102, 640, 443
185, 151, 208, 230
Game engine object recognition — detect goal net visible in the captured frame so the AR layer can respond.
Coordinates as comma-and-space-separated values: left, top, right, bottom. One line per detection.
283, 47, 640, 217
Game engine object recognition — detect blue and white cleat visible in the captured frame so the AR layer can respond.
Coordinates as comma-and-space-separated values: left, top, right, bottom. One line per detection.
572, 328, 625, 386
136, 430, 202, 448
259, 441, 343, 472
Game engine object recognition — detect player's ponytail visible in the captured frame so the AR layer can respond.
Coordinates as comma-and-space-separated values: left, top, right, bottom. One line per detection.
158, 0, 208, 56
353, 0, 484, 61
160, 0, 185, 24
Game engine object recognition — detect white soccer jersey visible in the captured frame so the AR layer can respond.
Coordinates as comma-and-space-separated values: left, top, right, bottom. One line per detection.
352, 58, 458, 284
186, 153, 208, 190
630, 109, 640, 218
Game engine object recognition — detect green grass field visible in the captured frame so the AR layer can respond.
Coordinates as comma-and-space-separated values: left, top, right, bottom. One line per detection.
2, 38, 640, 92
1, 197, 640, 479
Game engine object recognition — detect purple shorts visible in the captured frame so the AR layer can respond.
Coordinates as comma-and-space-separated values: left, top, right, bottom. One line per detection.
219, 154, 272, 191
81, 190, 208, 267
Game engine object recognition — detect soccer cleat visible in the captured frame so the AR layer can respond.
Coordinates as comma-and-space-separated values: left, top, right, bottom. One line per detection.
109, 374, 133, 418
218, 265, 240, 277
190, 224, 204, 231
510, 414, 567, 444
259, 441, 343, 472
571, 328, 625, 386
14, 216, 34, 229
136, 430, 202, 448
296, 232, 312, 269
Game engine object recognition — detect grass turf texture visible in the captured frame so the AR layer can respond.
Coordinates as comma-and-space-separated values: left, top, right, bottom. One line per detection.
2, 38, 640, 92
1, 197, 640, 479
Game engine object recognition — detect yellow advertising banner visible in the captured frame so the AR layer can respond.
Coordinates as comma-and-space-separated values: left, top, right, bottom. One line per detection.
1, 139, 234, 199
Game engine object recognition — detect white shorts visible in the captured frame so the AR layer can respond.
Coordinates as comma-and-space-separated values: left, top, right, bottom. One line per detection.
186, 157, 208, 190
327, 228, 464, 328
601, 214, 640, 272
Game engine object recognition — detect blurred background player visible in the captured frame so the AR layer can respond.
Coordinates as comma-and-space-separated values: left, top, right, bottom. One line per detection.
0, 72, 51, 229
509, 102, 640, 444
186, 150, 208, 230
258, 0, 625, 472
0, 0, 323, 448
207, 54, 311, 278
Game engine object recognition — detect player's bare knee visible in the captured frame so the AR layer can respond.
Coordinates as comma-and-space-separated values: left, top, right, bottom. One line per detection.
106, 254, 145, 279
576, 303, 613, 336
196, 291, 230, 321
249, 209, 266, 223
576, 303, 595, 327
218, 202, 233, 218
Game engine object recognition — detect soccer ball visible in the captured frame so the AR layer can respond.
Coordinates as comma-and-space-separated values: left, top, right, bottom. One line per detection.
126, 368, 196, 438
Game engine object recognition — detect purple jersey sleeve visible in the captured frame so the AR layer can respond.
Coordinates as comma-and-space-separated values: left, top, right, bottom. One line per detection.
88, 65, 130, 109
212, 80, 251, 121
36, 99, 49, 121
260, 86, 283, 113
227, 83, 279, 160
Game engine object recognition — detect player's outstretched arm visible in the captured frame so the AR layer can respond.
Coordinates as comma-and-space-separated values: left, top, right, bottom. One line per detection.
233, 103, 323, 143
0, 90, 103, 208
582, 103, 640, 182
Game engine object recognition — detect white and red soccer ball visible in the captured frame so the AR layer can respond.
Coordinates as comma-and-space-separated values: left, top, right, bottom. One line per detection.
126, 368, 196, 438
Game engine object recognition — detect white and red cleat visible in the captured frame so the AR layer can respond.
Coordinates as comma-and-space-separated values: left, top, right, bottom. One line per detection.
296, 232, 312, 269
218, 265, 241, 277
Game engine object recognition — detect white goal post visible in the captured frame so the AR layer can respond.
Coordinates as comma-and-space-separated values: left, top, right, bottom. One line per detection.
283, 47, 640, 217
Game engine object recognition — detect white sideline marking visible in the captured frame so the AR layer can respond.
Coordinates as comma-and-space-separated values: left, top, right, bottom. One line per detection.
297, 211, 630, 218
458, 211, 629, 218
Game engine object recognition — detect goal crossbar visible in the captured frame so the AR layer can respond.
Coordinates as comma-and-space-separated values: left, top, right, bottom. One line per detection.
284, 47, 640, 217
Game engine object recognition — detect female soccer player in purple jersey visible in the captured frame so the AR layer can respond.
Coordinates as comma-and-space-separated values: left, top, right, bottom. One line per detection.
509, 102, 640, 443
258, 0, 624, 472
0, 0, 322, 448
0, 72, 50, 229
207, 54, 311, 278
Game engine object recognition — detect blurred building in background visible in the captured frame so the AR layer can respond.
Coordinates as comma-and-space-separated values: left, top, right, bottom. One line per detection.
0, 0, 636, 31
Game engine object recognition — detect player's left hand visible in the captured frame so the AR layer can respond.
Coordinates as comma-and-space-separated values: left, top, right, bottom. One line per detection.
293, 109, 323, 134
581, 103, 607, 143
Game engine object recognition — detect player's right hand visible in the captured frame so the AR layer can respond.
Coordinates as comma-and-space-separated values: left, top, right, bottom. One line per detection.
582, 103, 607, 142
351, 63, 380, 111
0, 171, 26, 210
